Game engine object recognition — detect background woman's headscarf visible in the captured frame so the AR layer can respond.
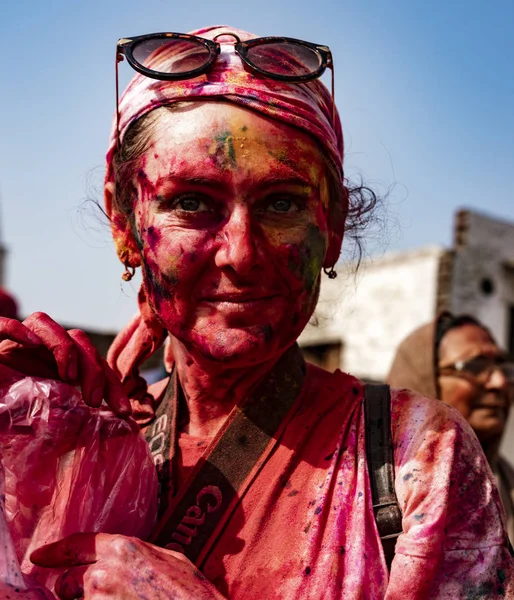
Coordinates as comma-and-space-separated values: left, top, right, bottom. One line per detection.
387, 312, 494, 399
387, 322, 438, 399
106, 25, 345, 420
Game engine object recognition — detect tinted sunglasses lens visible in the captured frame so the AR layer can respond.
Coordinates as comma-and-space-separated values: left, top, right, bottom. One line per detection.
462, 357, 490, 377
246, 41, 322, 78
132, 37, 212, 75
502, 363, 514, 383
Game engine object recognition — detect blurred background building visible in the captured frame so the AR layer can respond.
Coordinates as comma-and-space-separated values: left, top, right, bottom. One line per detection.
299, 208, 514, 461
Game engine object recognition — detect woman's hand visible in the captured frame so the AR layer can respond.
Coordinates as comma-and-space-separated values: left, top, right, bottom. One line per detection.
31, 533, 226, 600
0, 313, 130, 416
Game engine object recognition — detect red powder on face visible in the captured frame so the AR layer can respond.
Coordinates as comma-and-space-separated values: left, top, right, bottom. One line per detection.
125, 102, 334, 368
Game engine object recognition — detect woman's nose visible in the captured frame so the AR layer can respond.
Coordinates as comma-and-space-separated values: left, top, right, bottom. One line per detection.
214, 206, 260, 276
486, 366, 509, 390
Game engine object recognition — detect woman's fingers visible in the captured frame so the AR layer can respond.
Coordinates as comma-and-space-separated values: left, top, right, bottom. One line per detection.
31, 533, 144, 569
0, 317, 57, 379
23, 313, 78, 382
54, 565, 89, 600
1, 313, 131, 417
0, 317, 43, 346
33, 535, 224, 600
68, 330, 131, 416
68, 329, 107, 408
103, 363, 132, 416
31, 532, 99, 568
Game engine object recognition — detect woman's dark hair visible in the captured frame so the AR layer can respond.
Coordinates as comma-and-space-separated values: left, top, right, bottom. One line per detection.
111, 102, 379, 264
434, 312, 494, 361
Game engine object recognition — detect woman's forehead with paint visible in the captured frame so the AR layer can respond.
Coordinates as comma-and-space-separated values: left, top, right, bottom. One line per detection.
105, 25, 343, 185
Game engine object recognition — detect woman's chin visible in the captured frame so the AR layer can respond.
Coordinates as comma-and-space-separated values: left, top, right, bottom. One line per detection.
186, 325, 286, 366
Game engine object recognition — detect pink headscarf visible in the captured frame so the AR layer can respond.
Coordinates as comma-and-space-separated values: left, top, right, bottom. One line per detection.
105, 24, 343, 184
106, 25, 345, 420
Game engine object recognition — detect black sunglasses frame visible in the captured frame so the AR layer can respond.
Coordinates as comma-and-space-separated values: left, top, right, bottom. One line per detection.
114, 32, 335, 148
117, 32, 332, 82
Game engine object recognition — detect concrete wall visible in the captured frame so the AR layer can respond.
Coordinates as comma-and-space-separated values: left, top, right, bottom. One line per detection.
450, 210, 514, 349
449, 210, 514, 464
300, 246, 444, 381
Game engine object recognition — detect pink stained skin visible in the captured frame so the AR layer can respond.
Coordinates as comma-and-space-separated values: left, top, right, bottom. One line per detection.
0, 314, 130, 416
30, 533, 225, 600
106, 101, 345, 438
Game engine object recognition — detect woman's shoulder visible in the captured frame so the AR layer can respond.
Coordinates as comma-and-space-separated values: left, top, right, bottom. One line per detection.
388, 388, 510, 590
389, 386, 477, 462
302, 362, 365, 408
390, 387, 507, 539
304, 362, 363, 391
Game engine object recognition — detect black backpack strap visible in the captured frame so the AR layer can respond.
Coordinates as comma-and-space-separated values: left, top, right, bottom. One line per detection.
364, 384, 402, 570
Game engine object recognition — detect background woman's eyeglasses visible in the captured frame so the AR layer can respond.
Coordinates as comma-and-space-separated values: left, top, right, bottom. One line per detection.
438, 355, 514, 387
115, 32, 335, 148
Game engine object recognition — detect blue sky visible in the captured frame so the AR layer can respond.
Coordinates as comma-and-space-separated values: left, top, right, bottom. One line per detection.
1, 0, 513, 330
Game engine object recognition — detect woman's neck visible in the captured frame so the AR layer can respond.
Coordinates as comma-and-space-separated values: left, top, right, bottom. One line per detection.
170, 339, 284, 438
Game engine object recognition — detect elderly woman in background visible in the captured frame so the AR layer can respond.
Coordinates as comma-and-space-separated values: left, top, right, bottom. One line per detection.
388, 311, 514, 543
1, 25, 513, 599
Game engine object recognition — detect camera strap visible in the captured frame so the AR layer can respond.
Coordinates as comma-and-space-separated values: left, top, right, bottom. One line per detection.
144, 343, 306, 567
364, 383, 402, 570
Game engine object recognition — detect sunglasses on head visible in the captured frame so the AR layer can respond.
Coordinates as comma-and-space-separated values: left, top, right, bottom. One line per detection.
115, 31, 335, 148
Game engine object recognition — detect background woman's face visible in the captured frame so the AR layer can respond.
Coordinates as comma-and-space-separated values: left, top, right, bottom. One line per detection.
438, 324, 511, 444
123, 102, 340, 364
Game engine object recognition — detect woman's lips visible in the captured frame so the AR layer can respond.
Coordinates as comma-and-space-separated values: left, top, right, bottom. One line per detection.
199, 293, 281, 311
474, 398, 510, 412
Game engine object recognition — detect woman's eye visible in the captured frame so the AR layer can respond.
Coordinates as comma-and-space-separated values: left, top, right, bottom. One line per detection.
179, 197, 201, 211
163, 193, 222, 226
169, 194, 210, 213
269, 198, 293, 213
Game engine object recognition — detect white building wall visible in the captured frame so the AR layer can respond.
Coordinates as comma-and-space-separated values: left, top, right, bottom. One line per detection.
448, 211, 514, 464
300, 246, 444, 381
450, 211, 514, 349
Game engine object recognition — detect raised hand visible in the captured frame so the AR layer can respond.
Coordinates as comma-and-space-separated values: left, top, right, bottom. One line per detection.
0, 313, 130, 416
31, 533, 226, 600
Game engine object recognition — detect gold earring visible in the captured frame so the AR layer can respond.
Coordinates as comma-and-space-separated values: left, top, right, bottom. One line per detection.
122, 262, 136, 282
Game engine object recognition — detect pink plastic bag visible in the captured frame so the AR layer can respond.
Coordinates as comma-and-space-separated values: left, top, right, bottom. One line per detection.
0, 372, 158, 596
0, 462, 53, 598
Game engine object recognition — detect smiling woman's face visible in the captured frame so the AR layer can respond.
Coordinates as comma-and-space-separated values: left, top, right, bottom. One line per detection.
438, 324, 511, 444
110, 102, 344, 365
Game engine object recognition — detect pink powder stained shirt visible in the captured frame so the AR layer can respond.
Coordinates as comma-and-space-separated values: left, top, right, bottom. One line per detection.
175, 363, 514, 599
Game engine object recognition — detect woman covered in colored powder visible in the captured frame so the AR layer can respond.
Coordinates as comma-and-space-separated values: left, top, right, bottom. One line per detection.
1, 25, 513, 599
